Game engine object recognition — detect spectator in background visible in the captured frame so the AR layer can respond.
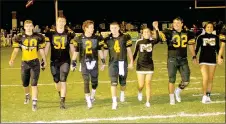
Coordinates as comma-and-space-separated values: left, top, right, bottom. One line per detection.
43, 26, 49, 34
183, 25, 189, 31
12, 27, 17, 37
33, 25, 41, 33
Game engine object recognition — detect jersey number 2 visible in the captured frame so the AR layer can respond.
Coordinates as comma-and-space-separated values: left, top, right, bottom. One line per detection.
114, 40, 120, 53
86, 40, 92, 54
54, 36, 66, 49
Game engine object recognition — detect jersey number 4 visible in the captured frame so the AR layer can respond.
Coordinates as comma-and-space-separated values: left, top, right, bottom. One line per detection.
54, 36, 66, 49
172, 34, 187, 48
114, 40, 120, 53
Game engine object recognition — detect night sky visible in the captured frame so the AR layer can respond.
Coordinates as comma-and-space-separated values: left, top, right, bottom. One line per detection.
1, 0, 225, 30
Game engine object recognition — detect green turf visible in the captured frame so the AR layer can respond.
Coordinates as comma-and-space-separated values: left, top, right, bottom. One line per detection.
1, 43, 225, 123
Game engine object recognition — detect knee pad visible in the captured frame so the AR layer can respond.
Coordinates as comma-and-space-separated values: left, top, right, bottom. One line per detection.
179, 81, 189, 89
169, 77, 176, 84
119, 76, 126, 86
91, 81, 98, 89
23, 82, 29, 87
53, 75, 60, 83
60, 72, 68, 82
31, 79, 38, 86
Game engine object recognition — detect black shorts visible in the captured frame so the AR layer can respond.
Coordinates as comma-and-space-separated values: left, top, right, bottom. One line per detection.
167, 57, 190, 83
50, 61, 70, 83
109, 61, 128, 86
21, 58, 40, 87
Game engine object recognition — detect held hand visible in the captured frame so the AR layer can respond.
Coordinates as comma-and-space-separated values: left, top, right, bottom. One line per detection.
40, 59, 46, 71
217, 56, 223, 65
128, 62, 133, 69
9, 60, 14, 67
100, 63, 105, 71
70, 60, 77, 71
192, 58, 198, 65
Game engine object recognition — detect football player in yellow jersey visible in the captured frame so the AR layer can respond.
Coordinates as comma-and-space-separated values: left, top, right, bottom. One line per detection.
9, 20, 47, 111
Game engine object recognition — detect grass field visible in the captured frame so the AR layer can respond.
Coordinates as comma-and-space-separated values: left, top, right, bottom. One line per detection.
1, 43, 225, 123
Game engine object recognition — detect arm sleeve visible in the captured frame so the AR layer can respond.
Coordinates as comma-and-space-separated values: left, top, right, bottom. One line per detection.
125, 34, 132, 47
133, 40, 140, 60
97, 35, 104, 50
195, 35, 202, 55
187, 31, 196, 45
71, 36, 79, 52
216, 36, 220, 54
38, 34, 46, 49
12, 34, 21, 48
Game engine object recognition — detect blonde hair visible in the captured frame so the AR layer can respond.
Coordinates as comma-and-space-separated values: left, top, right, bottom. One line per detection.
24, 20, 33, 25
82, 20, 94, 31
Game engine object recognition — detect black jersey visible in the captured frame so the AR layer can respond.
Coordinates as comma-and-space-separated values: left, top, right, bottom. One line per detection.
103, 33, 132, 63
163, 29, 195, 58
195, 33, 220, 64
72, 34, 104, 62
133, 38, 159, 71
45, 30, 75, 63
220, 24, 226, 42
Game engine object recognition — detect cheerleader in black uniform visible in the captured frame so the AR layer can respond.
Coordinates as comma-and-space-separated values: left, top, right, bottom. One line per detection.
195, 22, 222, 104
133, 21, 160, 107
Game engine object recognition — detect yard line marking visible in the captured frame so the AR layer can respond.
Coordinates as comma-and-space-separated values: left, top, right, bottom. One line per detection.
185, 87, 201, 90
6, 112, 225, 123
192, 93, 221, 96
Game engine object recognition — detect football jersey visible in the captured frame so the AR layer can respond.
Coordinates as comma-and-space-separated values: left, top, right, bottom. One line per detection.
104, 33, 132, 62
12, 33, 46, 61
45, 30, 75, 62
219, 24, 226, 42
163, 29, 195, 58
195, 33, 220, 63
72, 34, 104, 62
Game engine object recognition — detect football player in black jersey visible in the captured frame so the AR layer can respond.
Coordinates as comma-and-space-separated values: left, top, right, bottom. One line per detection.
9, 20, 47, 111
70, 20, 105, 109
195, 22, 223, 103
218, 24, 226, 65
161, 17, 197, 105
103, 22, 133, 110
133, 21, 160, 107
44, 17, 75, 109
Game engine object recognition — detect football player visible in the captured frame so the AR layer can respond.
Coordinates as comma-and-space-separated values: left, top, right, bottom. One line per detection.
103, 22, 133, 110
9, 20, 47, 111
218, 24, 226, 65
44, 17, 75, 109
161, 17, 197, 105
70, 20, 105, 109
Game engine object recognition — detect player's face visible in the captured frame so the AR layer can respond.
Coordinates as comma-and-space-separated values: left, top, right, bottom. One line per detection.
56, 18, 66, 29
85, 24, 94, 34
24, 23, 34, 34
110, 24, 120, 35
205, 24, 214, 34
173, 20, 183, 31
142, 29, 151, 39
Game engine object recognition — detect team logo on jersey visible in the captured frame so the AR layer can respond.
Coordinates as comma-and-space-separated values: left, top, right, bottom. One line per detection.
203, 38, 216, 46
140, 44, 152, 52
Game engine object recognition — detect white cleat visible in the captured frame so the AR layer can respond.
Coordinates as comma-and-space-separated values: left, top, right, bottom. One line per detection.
202, 95, 208, 104
112, 102, 117, 110
170, 99, 175, 105
206, 96, 212, 103
145, 102, 150, 108
138, 93, 142, 101
174, 89, 181, 102
87, 99, 92, 109
120, 93, 125, 102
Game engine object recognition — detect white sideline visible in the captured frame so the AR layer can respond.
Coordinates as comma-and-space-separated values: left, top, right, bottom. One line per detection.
5, 112, 225, 123
192, 93, 221, 96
